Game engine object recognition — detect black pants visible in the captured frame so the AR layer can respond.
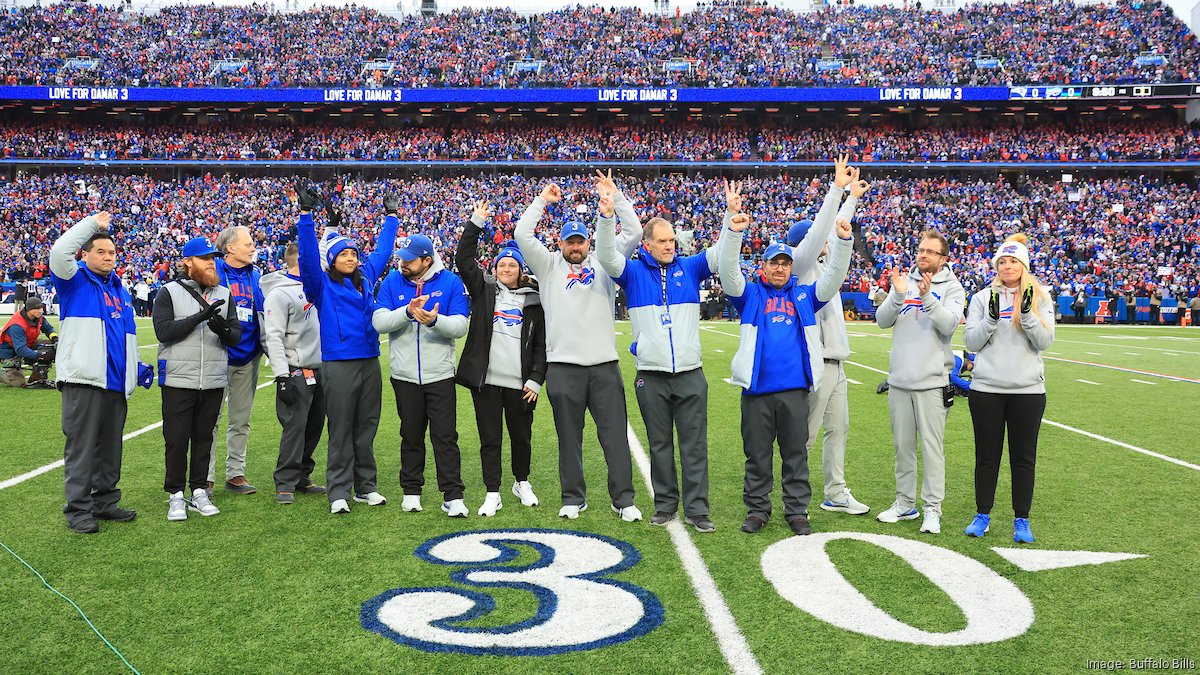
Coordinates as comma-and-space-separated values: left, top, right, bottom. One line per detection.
968, 390, 1046, 519
1128, 303, 1138, 325
61, 384, 127, 525
741, 388, 810, 519
1192, 309, 1199, 326
275, 370, 326, 492
162, 386, 225, 494
1149, 305, 1160, 325
546, 361, 635, 509
1073, 306, 1084, 323
393, 378, 464, 500
470, 384, 533, 492
635, 368, 709, 518
323, 359, 380, 502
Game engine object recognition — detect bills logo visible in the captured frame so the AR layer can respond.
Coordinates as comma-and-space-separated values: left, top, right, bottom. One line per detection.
1001, 244, 1021, 255
302, 301, 314, 320
566, 267, 595, 289
494, 308, 523, 327
1000, 305, 1013, 320
899, 291, 942, 316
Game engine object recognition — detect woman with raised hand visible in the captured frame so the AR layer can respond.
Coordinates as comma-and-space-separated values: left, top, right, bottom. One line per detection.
454, 200, 548, 516
962, 233, 1055, 544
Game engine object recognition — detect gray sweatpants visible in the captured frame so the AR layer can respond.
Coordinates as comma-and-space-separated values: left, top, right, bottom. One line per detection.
61, 384, 127, 525
888, 385, 947, 515
322, 359, 381, 503
546, 361, 635, 509
805, 360, 850, 502
741, 388, 810, 520
208, 354, 261, 482
634, 368, 709, 518
274, 369, 326, 492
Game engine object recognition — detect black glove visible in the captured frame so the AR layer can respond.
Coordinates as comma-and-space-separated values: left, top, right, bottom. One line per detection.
207, 314, 232, 338
325, 200, 343, 228
988, 289, 1000, 321
1020, 284, 1033, 314
196, 298, 226, 322
276, 375, 299, 407
34, 345, 55, 363
875, 381, 890, 395
295, 180, 322, 212
383, 191, 400, 216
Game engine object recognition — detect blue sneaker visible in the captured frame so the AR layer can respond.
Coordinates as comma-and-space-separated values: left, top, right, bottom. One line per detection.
964, 513, 990, 537
1013, 518, 1034, 544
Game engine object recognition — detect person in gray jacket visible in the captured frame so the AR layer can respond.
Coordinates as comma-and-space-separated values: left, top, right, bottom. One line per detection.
373, 234, 471, 517
786, 156, 873, 517
962, 234, 1055, 544
514, 179, 644, 523
261, 242, 326, 505
875, 230, 966, 535
153, 237, 242, 522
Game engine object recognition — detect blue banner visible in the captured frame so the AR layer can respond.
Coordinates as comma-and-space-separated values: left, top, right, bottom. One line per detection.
0, 85, 1013, 104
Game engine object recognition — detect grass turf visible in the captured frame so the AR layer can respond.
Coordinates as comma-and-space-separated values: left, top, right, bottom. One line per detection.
0, 317, 1197, 673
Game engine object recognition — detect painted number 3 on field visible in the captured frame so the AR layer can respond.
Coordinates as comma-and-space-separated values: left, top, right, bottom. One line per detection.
360, 529, 664, 655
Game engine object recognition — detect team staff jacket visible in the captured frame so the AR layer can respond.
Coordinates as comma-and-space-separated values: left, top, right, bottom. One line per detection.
296, 212, 399, 362
372, 253, 469, 385
718, 213, 854, 397
595, 207, 718, 374
876, 265, 966, 391
216, 258, 263, 366
49, 215, 139, 396
453, 216, 547, 403
0, 312, 56, 360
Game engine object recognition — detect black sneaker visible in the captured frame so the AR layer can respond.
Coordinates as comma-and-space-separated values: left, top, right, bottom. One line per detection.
787, 515, 812, 536
296, 481, 327, 495
685, 515, 716, 533
649, 511, 676, 526
741, 514, 768, 534
93, 507, 137, 522
67, 517, 99, 534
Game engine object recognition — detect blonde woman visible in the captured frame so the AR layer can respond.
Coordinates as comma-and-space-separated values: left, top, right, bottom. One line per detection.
962, 234, 1055, 544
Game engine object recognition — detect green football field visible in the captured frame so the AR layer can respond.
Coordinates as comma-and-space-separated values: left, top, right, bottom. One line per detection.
1, 317, 1197, 674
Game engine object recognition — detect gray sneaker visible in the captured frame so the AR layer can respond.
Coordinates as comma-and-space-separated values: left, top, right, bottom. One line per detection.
649, 511, 676, 526
685, 515, 716, 533
189, 489, 220, 516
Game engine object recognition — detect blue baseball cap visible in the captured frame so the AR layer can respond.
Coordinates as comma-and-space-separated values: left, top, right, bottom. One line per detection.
786, 220, 814, 247
763, 242, 794, 262
560, 221, 589, 241
181, 237, 221, 258
396, 234, 434, 261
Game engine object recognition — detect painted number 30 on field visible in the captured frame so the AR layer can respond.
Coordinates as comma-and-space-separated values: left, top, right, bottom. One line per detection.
361, 529, 1144, 654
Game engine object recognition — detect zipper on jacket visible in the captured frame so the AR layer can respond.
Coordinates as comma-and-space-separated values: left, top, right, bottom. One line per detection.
660, 266, 676, 373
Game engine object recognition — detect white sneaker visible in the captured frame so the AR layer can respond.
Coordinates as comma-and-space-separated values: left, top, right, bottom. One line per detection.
401, 495, 423, 512
919, 509, 941, 534
188, 488, 220, 516
876, 502, 921, 523
511, 481, 539, 507
558, 502, 588, 519
820, 488, 871, 515
330, 498, 351, 514
612, 504, 643, 522
353, 491, 388, 506
478, 492, 503, 517
167, 491, 187, 521
442, 499, 468, 518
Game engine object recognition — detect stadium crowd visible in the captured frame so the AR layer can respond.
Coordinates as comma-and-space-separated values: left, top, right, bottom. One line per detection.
0, 0, 1192, 89
3, 172, 1197, 306
2, 119, 1197, 163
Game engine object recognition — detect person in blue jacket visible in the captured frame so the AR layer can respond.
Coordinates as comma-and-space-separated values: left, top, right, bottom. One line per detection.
294, 181, 400, 515
717, 195, 855, 538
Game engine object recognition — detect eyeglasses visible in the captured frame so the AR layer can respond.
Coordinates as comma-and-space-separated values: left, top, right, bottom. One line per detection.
917, 247, 946, 257
764, 259, 793, 268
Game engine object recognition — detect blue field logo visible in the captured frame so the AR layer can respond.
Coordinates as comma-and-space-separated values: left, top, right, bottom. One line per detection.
361, 529, 664, 656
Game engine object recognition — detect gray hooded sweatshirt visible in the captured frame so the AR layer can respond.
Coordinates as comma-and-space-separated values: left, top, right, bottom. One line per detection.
963, 285, 1055, 394
876, 265, 966, 390
260, 269, 322, 378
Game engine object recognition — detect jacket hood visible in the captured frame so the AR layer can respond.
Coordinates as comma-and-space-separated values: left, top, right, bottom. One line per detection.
260, 269, 301, 296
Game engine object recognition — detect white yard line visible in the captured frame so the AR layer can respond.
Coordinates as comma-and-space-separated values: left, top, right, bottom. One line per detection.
0, 381, 273, 491
1085, 352, 1103, 356
1043, 421, 1200, 472
625, 426, 763, 675
845, 360, 888, 376
1076, 379, 1101, 386
1130, 379, 1157, 386
846, 377, 862, 385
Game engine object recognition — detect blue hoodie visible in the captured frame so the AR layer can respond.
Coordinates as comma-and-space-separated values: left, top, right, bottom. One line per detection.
297, 212, 399, 362
216, 258, 263, 366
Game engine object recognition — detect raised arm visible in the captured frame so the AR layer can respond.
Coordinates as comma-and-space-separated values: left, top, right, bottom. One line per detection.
50, 212, 107, 281
718, 210, 750, 298
364, 192, 401, 284
454, 201, 492, 297
794, 156, 854, 273
294, 182, 325, 305
815, 218, 855, 303
513, 184, 562, 277
594, 191, 626, 280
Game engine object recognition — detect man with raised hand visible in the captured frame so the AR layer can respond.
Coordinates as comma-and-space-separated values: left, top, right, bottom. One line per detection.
875, 229, 966, 535
594, 170, 720, 533
49, 211, 151, 534
718, 178, 856, 538
513, 179, 643, 523
785, 156, 874, 516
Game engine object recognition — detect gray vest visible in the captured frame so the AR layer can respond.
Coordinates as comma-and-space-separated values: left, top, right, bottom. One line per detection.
157, 280, 231, 390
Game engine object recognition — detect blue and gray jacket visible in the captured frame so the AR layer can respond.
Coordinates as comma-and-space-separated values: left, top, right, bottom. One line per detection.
372, 252, 470, 385
216, 258, 263, 366
297, 212, 400, 362
48, 215, 139, 396
718, 213, 854, 396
